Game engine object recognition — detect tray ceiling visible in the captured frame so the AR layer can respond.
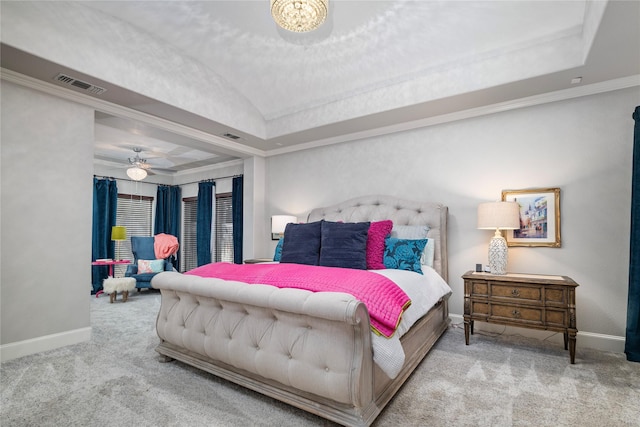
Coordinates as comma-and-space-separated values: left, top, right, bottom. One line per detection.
1, 1, 638, 176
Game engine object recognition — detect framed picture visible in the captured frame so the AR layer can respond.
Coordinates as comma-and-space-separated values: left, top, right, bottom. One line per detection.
501, 187, 561, 247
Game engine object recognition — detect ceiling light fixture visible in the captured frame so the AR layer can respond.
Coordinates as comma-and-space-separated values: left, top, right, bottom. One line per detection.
127, 167, 147, 181
271, 0, 328, 33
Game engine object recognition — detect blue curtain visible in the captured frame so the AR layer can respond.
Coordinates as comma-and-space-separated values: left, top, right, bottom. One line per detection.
155, 185, 182, 270
626, 106, 640, 362
91, 178, 118, 294
232, 176, 243, 264
197, 181, 215, 266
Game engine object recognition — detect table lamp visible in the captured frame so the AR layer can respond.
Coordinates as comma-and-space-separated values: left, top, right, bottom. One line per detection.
111, 226, 127, 261
477, 201, 520, 274
271, 215, 297, 240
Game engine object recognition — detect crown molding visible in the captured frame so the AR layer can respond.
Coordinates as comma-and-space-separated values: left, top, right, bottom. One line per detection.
4, 67, 638, 161
266, 74, 640, 157
1, 68, 266, 159
173, 159, 245, 178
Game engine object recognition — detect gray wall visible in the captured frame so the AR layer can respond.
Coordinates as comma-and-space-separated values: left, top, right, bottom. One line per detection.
266, 87, 639, 349
0, 80, 253, 361
1, 82, 94, 357
1, 79, 637, 358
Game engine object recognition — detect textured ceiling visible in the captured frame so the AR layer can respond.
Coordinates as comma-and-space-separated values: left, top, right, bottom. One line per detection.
83, 0, 586, 134
1, 0, 639, 177
93, 113, 237, 173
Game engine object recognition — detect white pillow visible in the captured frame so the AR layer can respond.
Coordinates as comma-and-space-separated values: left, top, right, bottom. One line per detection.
390, 225, 434, 268
421, 239, 435, 268
391, 225, 429, 239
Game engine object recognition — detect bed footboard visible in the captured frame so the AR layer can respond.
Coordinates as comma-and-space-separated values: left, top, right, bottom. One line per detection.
153, 271, 379, 426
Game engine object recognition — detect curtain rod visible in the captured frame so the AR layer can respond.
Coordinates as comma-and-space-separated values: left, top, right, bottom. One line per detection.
93, 174, 242, 186
93, 175, 160, 185
178, 174, 243, 186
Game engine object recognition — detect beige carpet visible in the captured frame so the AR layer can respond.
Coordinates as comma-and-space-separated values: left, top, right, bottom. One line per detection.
1, 291, 638, 426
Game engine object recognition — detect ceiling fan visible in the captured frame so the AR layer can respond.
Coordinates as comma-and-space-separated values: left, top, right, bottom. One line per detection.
126, 148, 153, 180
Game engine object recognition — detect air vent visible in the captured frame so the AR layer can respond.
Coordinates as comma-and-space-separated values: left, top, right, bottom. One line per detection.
223, 133, 240, 140
54, 73, 107, 95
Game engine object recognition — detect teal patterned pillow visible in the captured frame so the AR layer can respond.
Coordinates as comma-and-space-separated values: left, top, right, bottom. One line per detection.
383, 237, 427, 274
273, 238, 284, 261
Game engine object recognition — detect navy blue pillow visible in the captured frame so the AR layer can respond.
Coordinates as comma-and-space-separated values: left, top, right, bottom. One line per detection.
319, 221, 370, 269
280, 221, 322, 265
383, 237, 427, 274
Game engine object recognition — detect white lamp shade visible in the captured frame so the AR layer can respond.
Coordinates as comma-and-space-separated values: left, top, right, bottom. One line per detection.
477, 201, 520, 230
477, 201, 519, 275
126, 167, 147, 181
271, 215, 297, 239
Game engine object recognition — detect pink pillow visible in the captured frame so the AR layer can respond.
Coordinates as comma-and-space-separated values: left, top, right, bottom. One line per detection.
366, 220, 393, 269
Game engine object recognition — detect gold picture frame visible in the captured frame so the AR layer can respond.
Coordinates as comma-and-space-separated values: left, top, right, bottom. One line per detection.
501, 187, 561, 247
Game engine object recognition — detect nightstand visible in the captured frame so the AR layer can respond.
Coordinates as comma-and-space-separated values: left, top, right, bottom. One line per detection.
243, 258, 274, 264
462, 271, 579, 363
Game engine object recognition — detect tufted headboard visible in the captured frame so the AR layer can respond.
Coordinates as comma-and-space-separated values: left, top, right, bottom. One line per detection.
307, 195, 448, 283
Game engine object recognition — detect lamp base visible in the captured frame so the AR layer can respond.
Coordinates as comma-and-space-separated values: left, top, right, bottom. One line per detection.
488, 232, 509, 275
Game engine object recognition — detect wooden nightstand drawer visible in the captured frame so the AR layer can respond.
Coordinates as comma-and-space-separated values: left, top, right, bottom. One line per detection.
491, 304, 543, 325
545, 309, 568, 327
470, 302, 569, 328
544, 288, 568, 305
491, 283, 541, 302
469, 301, 489, 317
468, 280, 489, 297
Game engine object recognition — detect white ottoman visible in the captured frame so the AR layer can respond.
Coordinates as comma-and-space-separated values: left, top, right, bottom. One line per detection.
103, 277, 136, 303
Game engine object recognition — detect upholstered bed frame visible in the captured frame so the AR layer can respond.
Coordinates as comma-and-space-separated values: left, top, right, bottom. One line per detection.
152, 195, 450, 426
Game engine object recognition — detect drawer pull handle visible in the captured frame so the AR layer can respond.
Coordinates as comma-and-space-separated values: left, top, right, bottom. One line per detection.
511, 289, 520, 297
511, 310, 521, 317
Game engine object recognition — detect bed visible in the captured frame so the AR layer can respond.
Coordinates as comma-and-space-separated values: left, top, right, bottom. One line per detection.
152, 195, 451, 426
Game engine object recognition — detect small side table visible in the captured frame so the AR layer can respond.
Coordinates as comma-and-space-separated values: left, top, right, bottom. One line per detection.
92, 260, 131, 297
243, 258, 274, 264
462, 271, 579, 363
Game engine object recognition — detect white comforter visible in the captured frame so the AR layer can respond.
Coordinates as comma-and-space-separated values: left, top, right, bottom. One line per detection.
370, 267, 452, 379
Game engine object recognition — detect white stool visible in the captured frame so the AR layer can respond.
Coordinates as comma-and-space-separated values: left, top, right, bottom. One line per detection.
103, 277, 136, 303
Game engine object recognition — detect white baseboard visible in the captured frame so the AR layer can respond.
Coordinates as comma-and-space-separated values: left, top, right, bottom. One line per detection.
448, 314, 625, 354
0, 327, 92, 363
0, 317, 626, 363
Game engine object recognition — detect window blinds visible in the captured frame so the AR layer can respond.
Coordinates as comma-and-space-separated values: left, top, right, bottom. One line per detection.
181, 197, 198, 272
182, 193, 233, 268
115, 194, 153, 276
215, 193, 234, 263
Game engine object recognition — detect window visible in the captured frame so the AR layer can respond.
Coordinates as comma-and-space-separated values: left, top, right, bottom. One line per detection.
115, 194, 153, 276
215, 193, 233, 263
181, 197, 198, 272
178, 191, 233, 270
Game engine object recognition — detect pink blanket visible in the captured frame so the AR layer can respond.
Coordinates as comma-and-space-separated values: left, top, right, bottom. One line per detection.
154, 233, 179, 259
186, 263, 411, 338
